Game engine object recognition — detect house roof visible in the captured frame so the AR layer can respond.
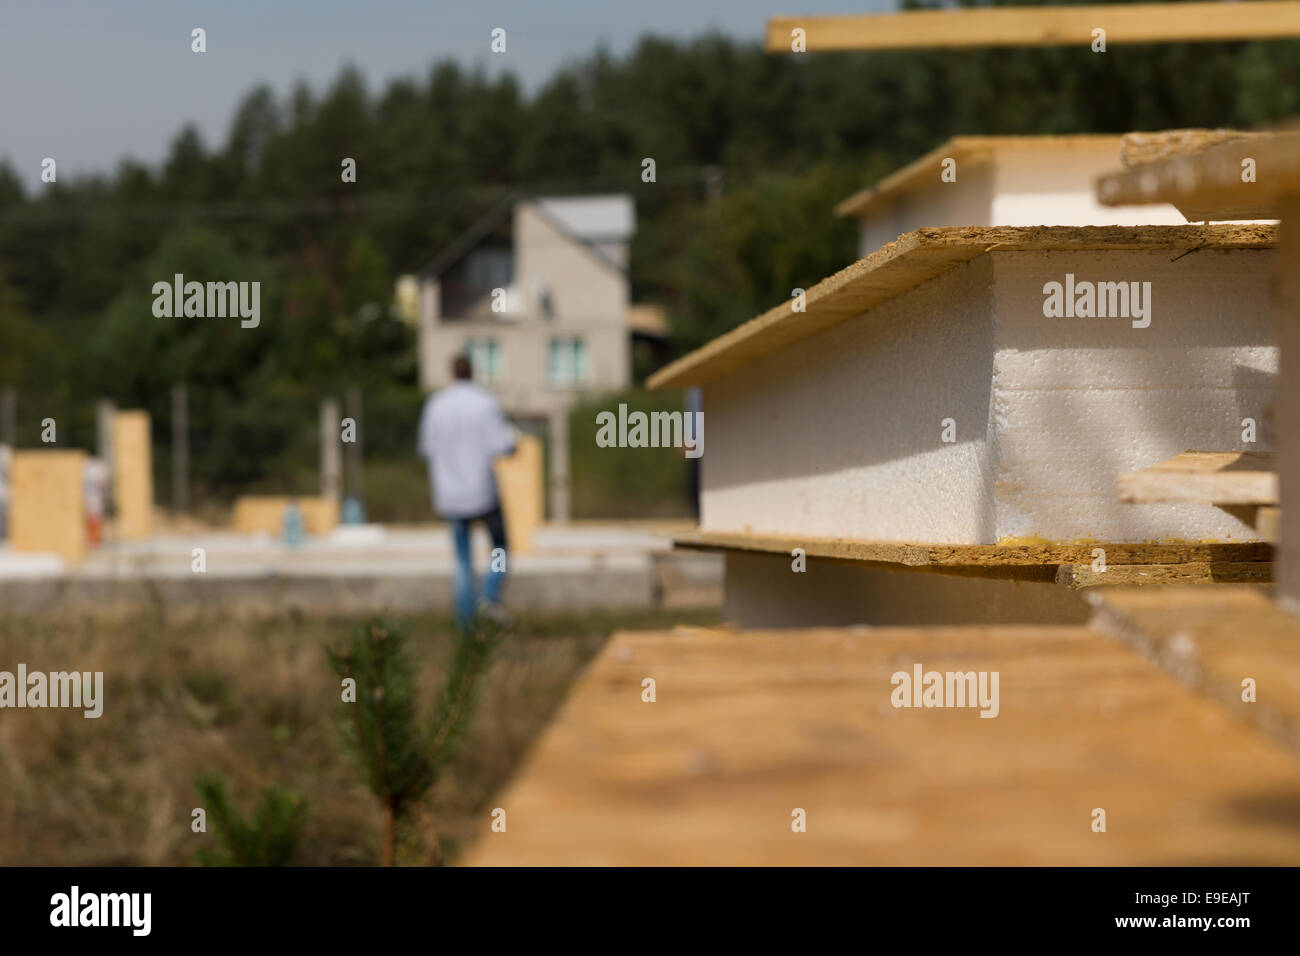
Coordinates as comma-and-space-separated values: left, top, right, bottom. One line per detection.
646, 223, 1276, 390
537, 195, 635, 243
418, 196, 516, 277
834, 134, 1125, 219
418, 193, 634, 278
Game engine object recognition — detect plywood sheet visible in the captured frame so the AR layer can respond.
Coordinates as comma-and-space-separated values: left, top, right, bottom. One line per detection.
232, 496, 340, 536
646, 224, 1275, 389
1057, 561, 1272, 589
1097, 131, 1300, 220
1118, 450, 1278, 505
466, 624, 1300, 865
494, 433, 543, 554
1089, 586, 1300, 753
1119, 128, 1261, 169
673, 527, 1272, 571
11, 450, 86, 563
765, 5, 1300, 53
112, 410, 152, 539
834, 134, 1122, 218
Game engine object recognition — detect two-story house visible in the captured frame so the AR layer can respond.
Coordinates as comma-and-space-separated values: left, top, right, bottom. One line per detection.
417, 194, 636, 521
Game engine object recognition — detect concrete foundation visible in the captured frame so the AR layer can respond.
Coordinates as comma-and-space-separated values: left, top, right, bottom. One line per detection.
0, 526, 722, 617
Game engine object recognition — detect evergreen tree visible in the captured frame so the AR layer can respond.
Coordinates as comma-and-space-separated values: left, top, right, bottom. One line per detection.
6, 18, 1300, 500
193, 774, 308, 867
327, 617, 501, 865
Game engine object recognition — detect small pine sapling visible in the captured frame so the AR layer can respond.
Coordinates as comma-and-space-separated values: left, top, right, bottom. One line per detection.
328, 617, 501, 865
193, 773, 308, 866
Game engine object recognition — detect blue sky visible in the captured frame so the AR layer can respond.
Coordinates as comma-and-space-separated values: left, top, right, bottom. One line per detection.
0, 0, 893, 191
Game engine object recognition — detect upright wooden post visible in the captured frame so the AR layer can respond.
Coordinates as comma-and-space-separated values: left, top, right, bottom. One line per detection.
96, 398, 116, 509
112, 410, 153, 538
0, 387, 15, 446
549, 409, 570, 523
344, 386, 363, 505
1277, 198, 1300, 615
320, 398, 342, 503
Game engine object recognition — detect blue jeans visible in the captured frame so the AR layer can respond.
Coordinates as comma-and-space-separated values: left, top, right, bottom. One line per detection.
449, 506, 508, 624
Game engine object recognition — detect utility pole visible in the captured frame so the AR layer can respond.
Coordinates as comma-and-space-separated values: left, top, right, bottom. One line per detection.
320, 397, 342, 502
703, 165, 724, 202
549, 409, 570, 523
96, 398, 116, 512
0, 387, 15, 446
171, 384, 189, 513
345, 386, 364, 516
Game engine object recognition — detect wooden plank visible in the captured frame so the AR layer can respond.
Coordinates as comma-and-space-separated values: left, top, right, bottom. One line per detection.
232, 496, 339, 536
1119, 128, 1263, 169
466, 624, 1300, 865
834, 134, 1122, 218
1058, 561, 1272, 589
1212, 504, 1282, 543
673, 527, 1273, 569
1277, 196, 1300, 613
112, 410, 152, 539
1118, 450, 1278, 505
1097, 131, 1300, 220
1253, 504, 1284, 541
1089, 585, 1300, 753
835, 130, 1250, 220
10, 450, 86, 563
646, 224, 1275, 390
494, 433, 543, 554
765, 4, 1300, 53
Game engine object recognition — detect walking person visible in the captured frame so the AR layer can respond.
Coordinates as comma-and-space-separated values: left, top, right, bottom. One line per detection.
418, 354, 517, 627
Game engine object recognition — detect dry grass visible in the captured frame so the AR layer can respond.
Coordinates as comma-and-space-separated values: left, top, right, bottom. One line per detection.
0, 605, 720, 865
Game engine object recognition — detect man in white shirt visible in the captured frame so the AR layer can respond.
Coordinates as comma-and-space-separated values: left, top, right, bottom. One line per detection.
418, 354, 517, 626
